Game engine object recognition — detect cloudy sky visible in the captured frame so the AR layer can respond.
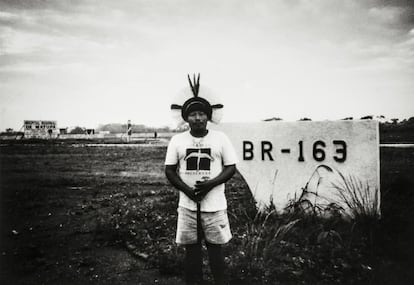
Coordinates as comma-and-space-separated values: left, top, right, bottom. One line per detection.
1, 0, 413, 130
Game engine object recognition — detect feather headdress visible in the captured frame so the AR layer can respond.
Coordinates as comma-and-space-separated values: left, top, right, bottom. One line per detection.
170, 74, 223, 125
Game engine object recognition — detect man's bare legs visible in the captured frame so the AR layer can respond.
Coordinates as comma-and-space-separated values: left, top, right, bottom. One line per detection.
206, 242, 226, 285
185, 244, 203, 285
184, 242, 227, 285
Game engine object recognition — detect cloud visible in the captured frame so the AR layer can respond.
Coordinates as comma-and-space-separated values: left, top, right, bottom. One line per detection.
0, 0, 413, 130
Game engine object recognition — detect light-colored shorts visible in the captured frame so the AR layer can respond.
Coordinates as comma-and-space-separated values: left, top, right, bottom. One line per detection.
176, 207, 232, 245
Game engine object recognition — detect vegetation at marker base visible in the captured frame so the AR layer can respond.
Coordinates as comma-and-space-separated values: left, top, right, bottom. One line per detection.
93, 156, 414, 284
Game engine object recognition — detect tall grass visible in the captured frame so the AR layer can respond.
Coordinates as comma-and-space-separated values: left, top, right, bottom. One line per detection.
93, 166, 381, 284
284, 164, 380, 222
241, 203, 301, 263
285, 164, 342, 217
226, 197, 376, 284
332, 172, 380, 221
225, 166, 383, 284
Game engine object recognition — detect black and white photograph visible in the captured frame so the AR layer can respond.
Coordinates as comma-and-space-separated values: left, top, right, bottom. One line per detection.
1, 0, 413, 284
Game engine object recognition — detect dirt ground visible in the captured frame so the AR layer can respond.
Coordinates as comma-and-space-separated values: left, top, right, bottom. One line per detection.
0, 143, 189, 285
1, 142, 414, 284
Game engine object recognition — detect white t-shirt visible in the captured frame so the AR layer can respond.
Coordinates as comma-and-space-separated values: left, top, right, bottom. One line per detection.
165, 129, 238, 212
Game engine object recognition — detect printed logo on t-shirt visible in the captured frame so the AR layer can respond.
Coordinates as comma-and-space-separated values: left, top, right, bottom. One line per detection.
184, 148, 213, 171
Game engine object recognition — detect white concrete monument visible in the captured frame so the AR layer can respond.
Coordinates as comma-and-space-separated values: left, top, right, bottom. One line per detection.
213, 120, 380, 216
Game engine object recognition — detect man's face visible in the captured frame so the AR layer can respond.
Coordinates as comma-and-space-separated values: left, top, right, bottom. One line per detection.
187, 110, 208, 132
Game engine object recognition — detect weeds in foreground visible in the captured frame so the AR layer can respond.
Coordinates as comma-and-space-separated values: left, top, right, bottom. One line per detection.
94, 169, 381, 284
332, 172, 380, 221
226, 200, 374, 284
284, 164, 380, 221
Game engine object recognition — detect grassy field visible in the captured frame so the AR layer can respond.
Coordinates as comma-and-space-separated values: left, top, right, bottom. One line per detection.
0, 142, 413, 284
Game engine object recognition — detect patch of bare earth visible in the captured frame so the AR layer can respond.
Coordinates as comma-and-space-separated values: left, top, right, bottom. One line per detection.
0, 144, 184, 284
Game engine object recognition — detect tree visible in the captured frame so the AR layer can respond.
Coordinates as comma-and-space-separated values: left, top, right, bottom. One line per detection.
263, 117, 283, 121
360, 115, 373, 120
70, 127, 86, 134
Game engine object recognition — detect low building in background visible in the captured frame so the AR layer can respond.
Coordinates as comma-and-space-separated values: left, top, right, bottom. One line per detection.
24, 120, 58, 138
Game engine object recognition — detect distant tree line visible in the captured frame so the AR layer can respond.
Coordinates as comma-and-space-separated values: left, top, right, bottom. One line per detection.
380, 117, 414, 143
22, 117, 414, 143
262, 116, 414, 143
66, 124, 172, 135
262, 115, 413, 123
96, 123, 172, 134
69, 127, 87, 134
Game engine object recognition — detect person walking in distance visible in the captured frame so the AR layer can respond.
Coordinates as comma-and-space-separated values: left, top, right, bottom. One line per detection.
127, 120, 132, 143
165, 74, 238, 285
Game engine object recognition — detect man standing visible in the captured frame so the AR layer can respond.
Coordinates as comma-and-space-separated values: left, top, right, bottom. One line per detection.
165, 75, 238, 285
127, 120, 132, 143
